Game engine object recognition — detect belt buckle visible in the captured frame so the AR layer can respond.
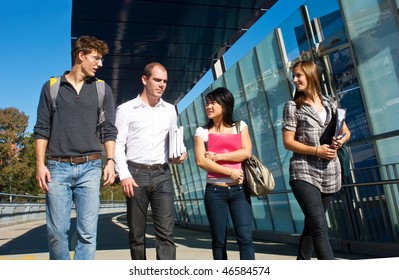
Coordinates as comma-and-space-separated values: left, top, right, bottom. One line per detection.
147, 165, 152, 171
70, 156, 88, 165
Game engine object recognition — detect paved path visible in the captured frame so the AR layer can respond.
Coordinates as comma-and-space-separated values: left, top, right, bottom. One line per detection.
0, 212, 371, 260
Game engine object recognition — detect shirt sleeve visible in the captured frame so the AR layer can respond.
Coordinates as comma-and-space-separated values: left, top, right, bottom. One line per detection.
195, 126, 208, 142
33, 81, 52, 140
102, 83, 118, 142
282, 101, 297, 132
238, 120, 248, 133
114, 105, 131, 181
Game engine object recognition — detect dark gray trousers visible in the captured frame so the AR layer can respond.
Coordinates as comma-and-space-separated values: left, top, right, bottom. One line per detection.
126, 164, 176, 260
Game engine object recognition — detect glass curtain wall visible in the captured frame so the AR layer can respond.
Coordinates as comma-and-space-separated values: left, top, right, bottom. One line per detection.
339, 0, 399, 240
173, 0, 399, 247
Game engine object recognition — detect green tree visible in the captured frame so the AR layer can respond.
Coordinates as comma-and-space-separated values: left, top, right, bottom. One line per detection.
0, 107, 38, 199
100, 183, 125, 203
0, 107, 124, 202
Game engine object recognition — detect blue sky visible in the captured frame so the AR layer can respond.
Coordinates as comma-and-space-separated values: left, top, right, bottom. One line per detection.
0, 0, 72, 133
0, 0, 317, 132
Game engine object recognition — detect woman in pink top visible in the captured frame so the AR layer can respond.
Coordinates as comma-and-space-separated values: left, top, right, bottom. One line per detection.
194, 87, 254, 260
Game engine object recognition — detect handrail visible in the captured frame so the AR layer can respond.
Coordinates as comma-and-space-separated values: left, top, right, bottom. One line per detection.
0, 192, 45, 199
342, 179, 399, 188
0, 192, 125, 204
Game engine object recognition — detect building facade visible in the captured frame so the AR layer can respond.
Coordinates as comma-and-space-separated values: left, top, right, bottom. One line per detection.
172, 0, 399, 257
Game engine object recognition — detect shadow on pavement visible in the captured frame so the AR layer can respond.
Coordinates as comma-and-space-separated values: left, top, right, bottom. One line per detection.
0, 212, 372, 260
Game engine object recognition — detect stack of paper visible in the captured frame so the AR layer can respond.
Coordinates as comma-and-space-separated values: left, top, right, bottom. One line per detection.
169, 125, 187, 159
334, 108, 347, 137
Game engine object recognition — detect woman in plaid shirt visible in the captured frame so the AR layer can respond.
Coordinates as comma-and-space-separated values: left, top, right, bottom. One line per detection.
282, 60, 350, 260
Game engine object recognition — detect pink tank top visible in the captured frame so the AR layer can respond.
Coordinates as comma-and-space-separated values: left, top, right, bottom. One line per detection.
207, 133, 242, 179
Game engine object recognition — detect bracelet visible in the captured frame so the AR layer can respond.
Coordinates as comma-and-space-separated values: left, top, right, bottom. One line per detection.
107, 158, 115, 164
230, 170, 234, 177
315, 147, 319, 157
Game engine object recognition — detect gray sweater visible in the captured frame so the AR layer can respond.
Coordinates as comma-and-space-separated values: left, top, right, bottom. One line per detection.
34, 75, 117, 157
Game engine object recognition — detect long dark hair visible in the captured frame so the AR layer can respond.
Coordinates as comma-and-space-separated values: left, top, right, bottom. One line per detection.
292, 60, 322, 108
205, 87, 235, 129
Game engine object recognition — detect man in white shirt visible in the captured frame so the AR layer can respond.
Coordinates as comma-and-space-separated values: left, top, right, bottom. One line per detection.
114, 62, 187, 260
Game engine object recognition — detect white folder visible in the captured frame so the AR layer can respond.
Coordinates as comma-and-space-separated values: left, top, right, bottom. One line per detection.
335, 108, 346, 137
169, 125, 186, 159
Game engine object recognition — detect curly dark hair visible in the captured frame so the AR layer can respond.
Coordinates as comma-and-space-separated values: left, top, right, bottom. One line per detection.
71, 36, 109, 65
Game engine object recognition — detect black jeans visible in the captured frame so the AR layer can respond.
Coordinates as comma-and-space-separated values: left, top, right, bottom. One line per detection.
290, 180, 335, 260
126, 164, 176, 260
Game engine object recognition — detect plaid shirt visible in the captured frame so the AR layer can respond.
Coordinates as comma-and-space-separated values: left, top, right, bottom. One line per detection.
282, 97, 341, 194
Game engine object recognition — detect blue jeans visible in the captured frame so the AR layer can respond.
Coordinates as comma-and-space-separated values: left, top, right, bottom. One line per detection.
204, 183, 255, 260
290, 180, 335, 260
46, 159, 102, 260
126, 164, 176, 260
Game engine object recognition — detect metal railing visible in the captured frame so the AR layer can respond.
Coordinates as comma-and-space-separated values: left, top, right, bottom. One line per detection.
173, 162, 399, 252
0, 193, 126, 226
0, 192, 45, 203
328, 163, 399, 243
2, 163, 399, 247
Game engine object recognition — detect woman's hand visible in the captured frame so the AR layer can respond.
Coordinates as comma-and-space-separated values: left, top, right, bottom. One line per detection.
230, 169, 243, 181
205, 151, 217, 162
317, 144, 337, 160
331, 133, 346, 150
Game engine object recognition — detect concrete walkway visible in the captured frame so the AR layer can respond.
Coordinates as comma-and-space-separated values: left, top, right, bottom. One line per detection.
0, 212, 370, 260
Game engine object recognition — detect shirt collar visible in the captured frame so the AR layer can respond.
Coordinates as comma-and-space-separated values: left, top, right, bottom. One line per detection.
132, 95, 167, 108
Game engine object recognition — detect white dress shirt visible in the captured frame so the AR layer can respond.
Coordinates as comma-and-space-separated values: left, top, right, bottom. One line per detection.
114, 95, 177, 180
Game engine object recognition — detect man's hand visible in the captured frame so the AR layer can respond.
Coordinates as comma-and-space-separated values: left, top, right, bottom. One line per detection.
36, 164, 51, 192
103, 160, 116, 186
121, 177, 139, 198
169, 152, 188, 164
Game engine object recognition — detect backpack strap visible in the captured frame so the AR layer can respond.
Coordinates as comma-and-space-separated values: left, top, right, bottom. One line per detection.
49, 76, 61, 113
95, 79, 106, 125
95, 79, 105, 106
95, 79, 106, 143
235, 121, 241, 134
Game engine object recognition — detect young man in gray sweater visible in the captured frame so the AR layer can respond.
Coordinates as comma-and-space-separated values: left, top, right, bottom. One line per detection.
34, 36, 118, 260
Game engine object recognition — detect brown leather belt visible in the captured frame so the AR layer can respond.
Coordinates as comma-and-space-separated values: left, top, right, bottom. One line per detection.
127, 161, 168, 171
48, 153, 102, 164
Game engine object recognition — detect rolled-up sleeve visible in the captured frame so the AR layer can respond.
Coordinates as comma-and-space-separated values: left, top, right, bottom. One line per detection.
33, 82, 52, 140
114, 105, 131, 181
102, 84, 118, 142
282, 101, 297, 132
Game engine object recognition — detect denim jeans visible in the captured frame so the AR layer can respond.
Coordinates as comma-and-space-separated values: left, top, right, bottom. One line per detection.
126, 164, 176, 260
46, 159, 102, 260
204, 183, 255, 260
290, 180, 335, 260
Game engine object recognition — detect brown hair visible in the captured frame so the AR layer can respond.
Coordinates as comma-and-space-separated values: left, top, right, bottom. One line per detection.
142, 62, 166, 78
292, 60, 322, 108
71, 36, 109, 65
